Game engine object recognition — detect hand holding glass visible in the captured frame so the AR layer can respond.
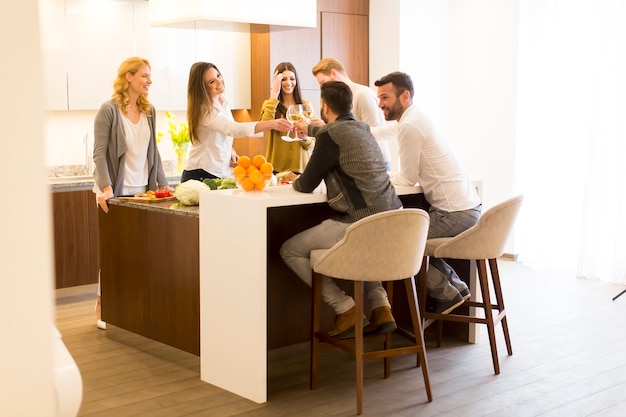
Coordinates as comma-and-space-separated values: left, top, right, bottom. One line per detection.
281, 104, 304, 142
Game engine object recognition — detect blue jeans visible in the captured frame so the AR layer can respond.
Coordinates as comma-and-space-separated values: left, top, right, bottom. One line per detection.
427, 204, 482, 301
280, 218, 391, 315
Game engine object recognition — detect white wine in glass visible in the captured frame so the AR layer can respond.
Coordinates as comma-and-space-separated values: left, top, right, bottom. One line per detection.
282, 104, 303, 142
301, 103, 314, 119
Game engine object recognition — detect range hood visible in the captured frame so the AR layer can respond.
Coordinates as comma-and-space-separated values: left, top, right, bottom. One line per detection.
149, 0, 317, 30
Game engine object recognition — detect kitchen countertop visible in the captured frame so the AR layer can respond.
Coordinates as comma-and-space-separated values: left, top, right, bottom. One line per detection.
48, 175, 182, 191
103, 182, 433, 222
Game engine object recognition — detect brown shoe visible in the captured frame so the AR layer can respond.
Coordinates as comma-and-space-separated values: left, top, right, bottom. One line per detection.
363, 306, 397, 335
328, 306, 369, 339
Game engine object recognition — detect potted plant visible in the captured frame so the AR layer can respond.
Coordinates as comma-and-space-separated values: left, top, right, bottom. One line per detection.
158, 111, 190, 173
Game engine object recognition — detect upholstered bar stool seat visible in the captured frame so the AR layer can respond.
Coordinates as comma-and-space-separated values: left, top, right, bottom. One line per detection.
310, 208, 432, 415
418, 195, 524, 375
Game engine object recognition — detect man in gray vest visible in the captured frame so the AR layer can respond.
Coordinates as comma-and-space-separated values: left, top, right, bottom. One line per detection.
280, 81, 401, 338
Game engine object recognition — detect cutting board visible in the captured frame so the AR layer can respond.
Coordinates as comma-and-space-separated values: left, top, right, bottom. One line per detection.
118, 196, 178, 204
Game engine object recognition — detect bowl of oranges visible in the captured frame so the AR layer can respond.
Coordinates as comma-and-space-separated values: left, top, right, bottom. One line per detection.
233, 154, 273, 191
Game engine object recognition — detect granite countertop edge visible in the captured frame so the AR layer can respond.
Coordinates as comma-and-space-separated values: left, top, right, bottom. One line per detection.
108, 198, 199, 219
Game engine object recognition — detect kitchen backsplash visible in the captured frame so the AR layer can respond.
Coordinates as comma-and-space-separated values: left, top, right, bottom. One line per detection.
45, 110, 185, 177
48, 161, 175, 178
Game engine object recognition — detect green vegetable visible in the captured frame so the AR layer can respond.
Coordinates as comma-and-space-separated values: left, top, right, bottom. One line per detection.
203, 178, 219, 190
219, 177, 237, 189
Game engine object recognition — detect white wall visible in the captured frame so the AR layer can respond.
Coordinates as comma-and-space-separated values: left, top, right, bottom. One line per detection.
0, 1, 57, 416
371, 0, 520, 253
447, 0, 519, 210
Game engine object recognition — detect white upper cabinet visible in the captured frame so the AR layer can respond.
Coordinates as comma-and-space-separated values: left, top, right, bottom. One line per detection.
134, 1, 194, 111
39, 0, 68, 110
195, 27, 251, 110
65, 0, 135, 110
40, 0, 252, 111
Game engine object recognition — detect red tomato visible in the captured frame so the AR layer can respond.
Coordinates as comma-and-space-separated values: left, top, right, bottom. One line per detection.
155, 190, 172, 198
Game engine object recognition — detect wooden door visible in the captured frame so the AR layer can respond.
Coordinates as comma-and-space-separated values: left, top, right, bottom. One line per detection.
321, 12, 369, 85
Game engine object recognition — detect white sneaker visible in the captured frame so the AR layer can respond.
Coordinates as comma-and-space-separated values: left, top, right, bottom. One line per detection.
96, 320, 106, 330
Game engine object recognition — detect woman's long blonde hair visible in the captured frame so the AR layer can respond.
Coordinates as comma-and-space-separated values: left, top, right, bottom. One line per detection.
112, 57, 152, 115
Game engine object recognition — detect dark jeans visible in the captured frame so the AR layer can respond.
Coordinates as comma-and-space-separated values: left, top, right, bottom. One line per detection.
181, 169, 218, 183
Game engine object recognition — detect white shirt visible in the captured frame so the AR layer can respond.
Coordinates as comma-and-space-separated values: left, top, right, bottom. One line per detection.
185, 96, 260, 178
349, 82, 391, 164
389, 104, 480, 212
120, 112, 149, 193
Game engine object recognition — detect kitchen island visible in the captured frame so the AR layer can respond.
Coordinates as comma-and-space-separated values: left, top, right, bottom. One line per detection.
99, 182, 479, 403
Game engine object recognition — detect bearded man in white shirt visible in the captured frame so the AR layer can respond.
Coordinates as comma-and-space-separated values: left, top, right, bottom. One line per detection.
375, 71, 482, 314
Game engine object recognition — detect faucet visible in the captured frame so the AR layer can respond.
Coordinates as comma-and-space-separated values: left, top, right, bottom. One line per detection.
84, 131, 93, 176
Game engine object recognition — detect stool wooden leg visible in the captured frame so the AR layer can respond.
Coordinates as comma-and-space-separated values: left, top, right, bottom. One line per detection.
418, 258, 429, 326
489, 258, 512, 356
310, 271, 322, 390
405, 277, 433, 402
354, 281, 365, 415
384, 281, 394, 378
477, 259, 500, 375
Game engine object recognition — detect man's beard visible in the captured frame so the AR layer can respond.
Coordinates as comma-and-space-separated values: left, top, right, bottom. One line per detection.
383, 100, 404, 121
321, 108, 328, 124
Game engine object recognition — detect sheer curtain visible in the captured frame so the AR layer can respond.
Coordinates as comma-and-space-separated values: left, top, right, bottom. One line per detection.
516, 0, 626, 283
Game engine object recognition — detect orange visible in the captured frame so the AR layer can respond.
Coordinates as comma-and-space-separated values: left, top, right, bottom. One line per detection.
249, 169, 264, 184
237, 155, 251, 169
254, 180, 267, 190
247, 165, 259, 175
233, 165, 246, 180
260, 162, 273, 176
252, 154, 266, 169
239, 176, 254, 191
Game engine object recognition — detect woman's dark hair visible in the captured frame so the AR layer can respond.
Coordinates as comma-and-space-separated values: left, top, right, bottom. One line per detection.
374, 71, 415, 99
320, 81, 353, 116
187, 62, 220, 145
272, 62, 305, 119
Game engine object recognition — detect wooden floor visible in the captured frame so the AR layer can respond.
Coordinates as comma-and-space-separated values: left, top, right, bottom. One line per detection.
55, 260, 626, 417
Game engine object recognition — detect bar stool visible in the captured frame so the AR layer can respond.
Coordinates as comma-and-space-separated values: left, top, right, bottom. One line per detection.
310, 208, 432, 415
418, 195, 524, 375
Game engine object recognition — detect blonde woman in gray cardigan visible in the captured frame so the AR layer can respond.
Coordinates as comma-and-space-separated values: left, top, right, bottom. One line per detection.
92, 57, 171, 329
93, 56, 170, 214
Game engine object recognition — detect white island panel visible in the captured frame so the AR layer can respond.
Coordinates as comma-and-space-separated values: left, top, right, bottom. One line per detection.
199, 184, 424, 403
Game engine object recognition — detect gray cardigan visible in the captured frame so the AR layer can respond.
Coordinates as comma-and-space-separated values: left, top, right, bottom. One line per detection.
93, 100, 168, 195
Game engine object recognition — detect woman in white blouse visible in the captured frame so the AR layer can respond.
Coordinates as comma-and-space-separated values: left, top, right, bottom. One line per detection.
182, 62, 292, 182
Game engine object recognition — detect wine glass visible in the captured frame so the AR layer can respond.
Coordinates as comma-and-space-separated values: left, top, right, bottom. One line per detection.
282, 104, 303, 142
301, 103, 314, 119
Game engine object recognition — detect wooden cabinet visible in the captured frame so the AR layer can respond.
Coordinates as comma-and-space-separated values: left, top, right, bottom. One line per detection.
51, 189, 99, 288
99, 203, 200, 355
